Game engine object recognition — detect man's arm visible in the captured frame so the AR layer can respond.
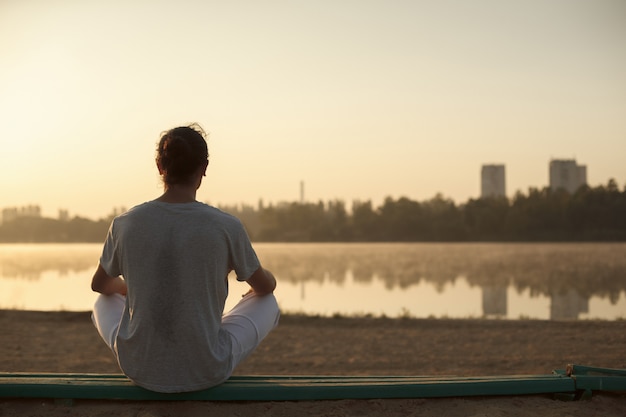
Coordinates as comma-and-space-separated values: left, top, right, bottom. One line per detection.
246, 267, 276, 296
91, 263, 128, 296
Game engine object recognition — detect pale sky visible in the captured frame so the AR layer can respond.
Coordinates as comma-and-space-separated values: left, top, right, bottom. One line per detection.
1, 0, 625, 220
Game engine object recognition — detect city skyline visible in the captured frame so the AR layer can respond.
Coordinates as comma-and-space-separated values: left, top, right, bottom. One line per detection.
2, 1, 625, 220
2, 155, 620, 223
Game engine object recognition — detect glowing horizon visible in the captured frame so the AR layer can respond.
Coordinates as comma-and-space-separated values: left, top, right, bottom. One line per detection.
1, 0, 625, 220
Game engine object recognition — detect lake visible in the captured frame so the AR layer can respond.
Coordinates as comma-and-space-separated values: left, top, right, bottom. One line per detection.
1, 242, 625, 320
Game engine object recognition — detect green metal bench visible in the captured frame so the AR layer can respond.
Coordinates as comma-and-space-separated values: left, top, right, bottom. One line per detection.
555, 364, 626, 400
0, 365, 623, 401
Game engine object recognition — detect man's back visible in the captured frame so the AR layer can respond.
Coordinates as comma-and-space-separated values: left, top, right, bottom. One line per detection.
101, 200, 260, 392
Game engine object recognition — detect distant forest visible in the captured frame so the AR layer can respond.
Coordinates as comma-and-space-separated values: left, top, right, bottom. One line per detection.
1, 179, 625, 243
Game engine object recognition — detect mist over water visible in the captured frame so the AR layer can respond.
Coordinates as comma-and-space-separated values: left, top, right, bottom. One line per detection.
1, 243, 625, 320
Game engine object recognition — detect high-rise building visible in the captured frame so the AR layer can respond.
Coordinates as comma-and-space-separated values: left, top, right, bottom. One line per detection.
549, 159, 587, 194
481, 164, 506, 198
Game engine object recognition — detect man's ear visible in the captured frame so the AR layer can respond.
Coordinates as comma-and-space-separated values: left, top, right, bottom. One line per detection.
202, 160, 209, 176
156, 159, 164, 175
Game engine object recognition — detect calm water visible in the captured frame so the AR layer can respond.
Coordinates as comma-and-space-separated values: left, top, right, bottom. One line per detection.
1, 243, 625, 320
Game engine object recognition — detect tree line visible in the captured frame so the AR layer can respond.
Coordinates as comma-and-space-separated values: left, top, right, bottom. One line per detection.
1, 179, 624, 243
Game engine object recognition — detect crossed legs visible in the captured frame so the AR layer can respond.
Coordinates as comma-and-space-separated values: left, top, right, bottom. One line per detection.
91, 292, 280, 375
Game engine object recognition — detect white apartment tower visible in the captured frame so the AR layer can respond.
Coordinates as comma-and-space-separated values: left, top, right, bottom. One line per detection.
549, 159, 587, 194
481, 164, 506, 198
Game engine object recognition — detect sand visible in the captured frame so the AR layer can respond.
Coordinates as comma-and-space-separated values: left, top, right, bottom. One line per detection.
1, 310, 625, 416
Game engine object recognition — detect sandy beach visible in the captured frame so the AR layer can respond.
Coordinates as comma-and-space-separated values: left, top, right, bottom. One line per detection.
1, 310, 625, 416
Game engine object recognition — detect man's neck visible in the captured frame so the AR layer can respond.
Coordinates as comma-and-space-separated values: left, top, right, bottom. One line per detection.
157, 185, 197, 203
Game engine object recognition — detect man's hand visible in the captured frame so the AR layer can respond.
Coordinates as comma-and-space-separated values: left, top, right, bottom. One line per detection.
245, 267, 276, 296
91, 263, 128, 296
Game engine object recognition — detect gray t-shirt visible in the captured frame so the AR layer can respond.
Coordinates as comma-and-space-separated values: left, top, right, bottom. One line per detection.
100, 200, 260, 393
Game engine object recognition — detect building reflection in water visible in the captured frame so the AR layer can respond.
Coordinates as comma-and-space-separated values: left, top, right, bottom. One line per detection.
550, 289, 589, 320
479, 285, 594, 320
482, 286, 507, 317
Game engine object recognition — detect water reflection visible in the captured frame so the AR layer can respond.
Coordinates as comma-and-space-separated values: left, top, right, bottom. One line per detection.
253, 243, 626, 320
1, 243, 625, 319
0, 244, 97, 280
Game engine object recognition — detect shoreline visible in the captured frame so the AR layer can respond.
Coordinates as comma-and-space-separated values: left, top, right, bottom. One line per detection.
2, 308, 626, 321
2, 307, 625, 323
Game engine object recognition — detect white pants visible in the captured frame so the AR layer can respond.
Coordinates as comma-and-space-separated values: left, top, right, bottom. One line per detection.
92, 292, 279, 376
